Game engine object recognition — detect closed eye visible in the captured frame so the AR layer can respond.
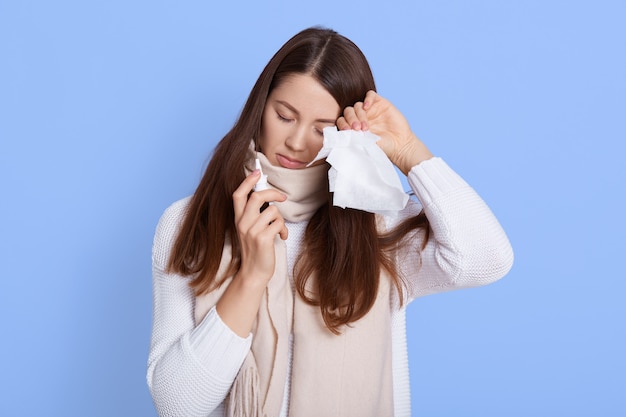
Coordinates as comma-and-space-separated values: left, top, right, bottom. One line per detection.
277, 113, 293, 123
315, 123, 335, 136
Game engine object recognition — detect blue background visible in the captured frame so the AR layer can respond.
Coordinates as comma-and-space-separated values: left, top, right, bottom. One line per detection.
1, 1, 625, 415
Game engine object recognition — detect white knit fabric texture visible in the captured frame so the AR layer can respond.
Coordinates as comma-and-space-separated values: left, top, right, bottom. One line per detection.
278, 220, 304, 417
147, 157, 514, 417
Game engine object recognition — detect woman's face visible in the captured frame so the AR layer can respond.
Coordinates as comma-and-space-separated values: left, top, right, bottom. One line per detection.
258, 74, 341, 169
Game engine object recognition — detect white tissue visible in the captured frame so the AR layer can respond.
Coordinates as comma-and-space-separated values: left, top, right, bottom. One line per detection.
308, 127, 409, 216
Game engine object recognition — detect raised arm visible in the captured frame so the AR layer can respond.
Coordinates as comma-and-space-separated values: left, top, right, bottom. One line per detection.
395, 158, 513, 300
338, 91, 513, 300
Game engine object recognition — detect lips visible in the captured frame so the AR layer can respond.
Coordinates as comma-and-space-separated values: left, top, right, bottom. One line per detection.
276, 154, 308, 169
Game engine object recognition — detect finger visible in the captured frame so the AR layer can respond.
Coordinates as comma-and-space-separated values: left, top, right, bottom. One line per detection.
336, 116, 350, 131
362, 90, 378, 110
342, 106, 363, 131
353, 102, 369, 131
243, 189, 287, 217
247, 205, 288, 242
279, 224, 288, 240
262, 210, 288, 241
233, 170, 261, 219
266, 214, 288, 241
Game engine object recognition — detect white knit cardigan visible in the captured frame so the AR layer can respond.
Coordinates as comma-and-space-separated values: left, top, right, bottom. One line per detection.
147, 157, 514, 417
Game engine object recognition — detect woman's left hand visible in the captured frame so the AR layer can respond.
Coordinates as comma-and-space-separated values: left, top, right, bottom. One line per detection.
336, 90, 433, 175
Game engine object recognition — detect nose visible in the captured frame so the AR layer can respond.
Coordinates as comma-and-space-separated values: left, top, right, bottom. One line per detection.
284, 124, 309, 152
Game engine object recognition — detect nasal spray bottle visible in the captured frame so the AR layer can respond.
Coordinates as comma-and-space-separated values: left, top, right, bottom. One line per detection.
254, 158, 269, 191
254, 158, 270, 212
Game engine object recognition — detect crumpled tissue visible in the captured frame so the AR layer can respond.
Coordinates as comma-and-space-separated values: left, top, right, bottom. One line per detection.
308, 127, 409, 216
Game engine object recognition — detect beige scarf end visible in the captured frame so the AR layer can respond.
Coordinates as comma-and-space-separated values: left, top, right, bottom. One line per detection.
227, 366, 263, 417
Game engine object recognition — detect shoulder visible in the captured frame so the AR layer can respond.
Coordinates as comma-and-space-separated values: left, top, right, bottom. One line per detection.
152, 196, 192, 268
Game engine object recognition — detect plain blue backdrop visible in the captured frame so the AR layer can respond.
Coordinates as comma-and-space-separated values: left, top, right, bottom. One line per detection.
1, 1, 625, 416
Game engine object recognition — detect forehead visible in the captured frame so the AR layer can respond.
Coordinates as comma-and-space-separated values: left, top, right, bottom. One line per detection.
269, 74, 340, 115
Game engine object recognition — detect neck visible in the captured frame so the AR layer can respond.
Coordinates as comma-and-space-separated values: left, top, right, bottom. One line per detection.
246, 143, 328, 222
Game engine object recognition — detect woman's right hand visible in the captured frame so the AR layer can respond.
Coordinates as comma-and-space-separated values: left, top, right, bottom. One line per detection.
232, 169, 288, 286
216, 170, 287, 337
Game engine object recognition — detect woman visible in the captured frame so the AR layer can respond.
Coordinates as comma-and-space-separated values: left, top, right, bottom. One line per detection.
147, 27, 513, 417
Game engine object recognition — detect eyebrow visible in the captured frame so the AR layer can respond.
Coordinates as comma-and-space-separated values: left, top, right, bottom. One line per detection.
275, 100, 336, 124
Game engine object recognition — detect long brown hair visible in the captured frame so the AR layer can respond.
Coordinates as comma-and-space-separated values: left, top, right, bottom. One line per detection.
167, 27, 429, 333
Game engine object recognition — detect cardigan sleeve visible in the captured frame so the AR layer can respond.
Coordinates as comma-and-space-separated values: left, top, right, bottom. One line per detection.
389, 157, 514, 302
147, 198, 252, 416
